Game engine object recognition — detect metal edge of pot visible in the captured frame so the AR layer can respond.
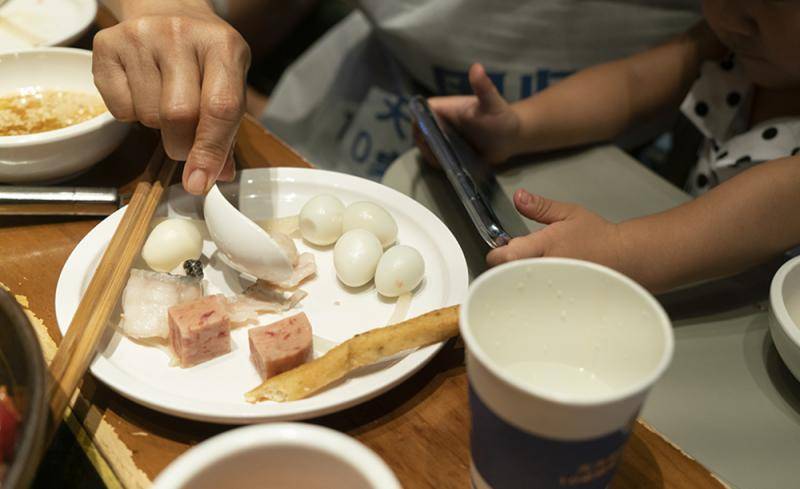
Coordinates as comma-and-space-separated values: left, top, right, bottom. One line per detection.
0, 288, 47, 488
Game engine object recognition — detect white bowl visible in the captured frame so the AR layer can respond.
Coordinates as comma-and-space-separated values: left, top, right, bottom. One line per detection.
0, 48, 130, 183
0, 0, 97, 51
152, 423, 401, 489
769, 255, 800, 382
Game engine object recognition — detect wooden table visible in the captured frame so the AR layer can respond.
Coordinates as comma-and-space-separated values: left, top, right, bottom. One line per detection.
0, 117, 729, 488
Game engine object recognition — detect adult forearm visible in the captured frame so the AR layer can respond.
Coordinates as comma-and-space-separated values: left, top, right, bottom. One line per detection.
225, 0, 318, 61
509, 22, 724, 155
618, 157, 800, 292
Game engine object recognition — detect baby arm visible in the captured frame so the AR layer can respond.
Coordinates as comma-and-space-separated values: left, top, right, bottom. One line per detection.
429, 22, 725, 162
488, 156, 800, 293
512, 22, 723, 154
617, 156, 800, 291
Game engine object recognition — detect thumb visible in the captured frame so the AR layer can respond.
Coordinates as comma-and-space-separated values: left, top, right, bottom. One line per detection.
469, 63, 507, 114
514, 189, 575, 224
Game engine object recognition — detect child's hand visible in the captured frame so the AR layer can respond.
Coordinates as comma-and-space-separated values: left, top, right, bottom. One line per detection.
426, 63, 522, 164
487, 189, 625, 271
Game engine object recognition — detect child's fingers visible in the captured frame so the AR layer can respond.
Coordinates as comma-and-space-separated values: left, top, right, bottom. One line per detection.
428, 95, 477, 123
514, 189, 576, 224
468, 63, 506, 114
486, 235, 545, 267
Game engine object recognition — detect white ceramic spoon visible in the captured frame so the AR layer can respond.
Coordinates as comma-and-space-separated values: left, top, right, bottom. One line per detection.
204, 185, 293, 283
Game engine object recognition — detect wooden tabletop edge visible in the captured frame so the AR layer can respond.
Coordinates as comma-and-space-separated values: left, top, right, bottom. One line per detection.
1, 283, 143, 488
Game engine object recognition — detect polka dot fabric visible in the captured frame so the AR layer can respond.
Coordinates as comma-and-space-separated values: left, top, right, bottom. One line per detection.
681, 55, 800, 196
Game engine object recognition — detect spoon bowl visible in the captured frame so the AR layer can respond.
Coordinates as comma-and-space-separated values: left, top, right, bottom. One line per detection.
203, 185, 293, 283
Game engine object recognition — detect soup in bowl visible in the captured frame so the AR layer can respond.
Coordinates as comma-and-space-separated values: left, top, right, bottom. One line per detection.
0, 48, 130, 183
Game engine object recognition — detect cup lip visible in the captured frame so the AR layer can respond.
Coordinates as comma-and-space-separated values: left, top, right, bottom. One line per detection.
460, 257, 674, 407
769, 254, 800, 347
152, 422, 401, 489
0, 47, 121, 148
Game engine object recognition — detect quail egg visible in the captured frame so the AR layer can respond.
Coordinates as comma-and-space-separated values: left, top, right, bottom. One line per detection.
141, 219, 203, 272
342, 201, 398, 248
299, 194, 345, 245
333, 229, 383, 287
374, 245, 425, 297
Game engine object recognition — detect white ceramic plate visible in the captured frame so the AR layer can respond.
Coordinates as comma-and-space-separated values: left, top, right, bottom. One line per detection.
0, 0, 96, 51
56, 168, 469, 423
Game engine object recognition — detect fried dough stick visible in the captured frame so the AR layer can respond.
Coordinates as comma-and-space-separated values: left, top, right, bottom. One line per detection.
245, 305, 459, 402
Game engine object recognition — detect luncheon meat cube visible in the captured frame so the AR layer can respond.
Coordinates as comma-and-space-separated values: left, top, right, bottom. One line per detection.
249, 313, 313, 380
168, 295, 231, 368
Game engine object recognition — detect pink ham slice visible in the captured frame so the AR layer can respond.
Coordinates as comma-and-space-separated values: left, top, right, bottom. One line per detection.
248, 312, 313, 380
168, 295, 231, 368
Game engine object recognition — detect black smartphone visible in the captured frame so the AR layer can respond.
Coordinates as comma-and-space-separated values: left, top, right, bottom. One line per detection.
409, 96, 528, 248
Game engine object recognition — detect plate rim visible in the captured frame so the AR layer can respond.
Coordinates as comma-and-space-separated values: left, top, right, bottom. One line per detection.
55, 167, 468, 423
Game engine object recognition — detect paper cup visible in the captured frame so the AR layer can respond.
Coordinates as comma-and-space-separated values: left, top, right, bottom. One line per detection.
461, 258, 673, 489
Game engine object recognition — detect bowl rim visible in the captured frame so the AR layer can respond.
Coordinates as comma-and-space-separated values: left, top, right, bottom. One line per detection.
0, 0, 96, 50
0, 289, 48, 488
0, 47, 118, 148
770, 255, 800, 347
460, 257, 675, 407
45, 0, 97, 48
152, 423, 402, 489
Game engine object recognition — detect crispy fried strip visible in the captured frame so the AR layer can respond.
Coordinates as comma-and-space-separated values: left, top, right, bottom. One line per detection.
245, 305, 460, 403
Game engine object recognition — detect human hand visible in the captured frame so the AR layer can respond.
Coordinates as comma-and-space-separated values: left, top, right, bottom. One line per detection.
423, 63, 521, 165
487, 189, 625, 272
93, 2, 251, 194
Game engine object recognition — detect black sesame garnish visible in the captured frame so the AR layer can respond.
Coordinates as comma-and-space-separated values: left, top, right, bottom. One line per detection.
183, 259, 204, 278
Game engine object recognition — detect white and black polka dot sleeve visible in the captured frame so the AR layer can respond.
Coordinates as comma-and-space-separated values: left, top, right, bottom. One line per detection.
680, 55, 800, 196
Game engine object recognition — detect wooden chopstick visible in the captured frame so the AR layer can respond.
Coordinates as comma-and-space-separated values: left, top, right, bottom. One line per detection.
47, 143, 164, 377
46, 145, 178, 439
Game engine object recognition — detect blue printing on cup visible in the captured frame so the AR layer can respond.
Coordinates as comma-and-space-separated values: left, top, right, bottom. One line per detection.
469, 384, 634, 489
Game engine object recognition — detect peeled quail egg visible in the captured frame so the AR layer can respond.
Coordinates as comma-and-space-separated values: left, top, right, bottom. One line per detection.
342, 201, 398, 248
334, 229, 383, 287
142, 219, 203, 272
375, 245, 425, 297
299, 194, 345, 245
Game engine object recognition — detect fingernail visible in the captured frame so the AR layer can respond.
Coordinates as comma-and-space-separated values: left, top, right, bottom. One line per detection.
187, 169, 208, 195
517, 189, 531, 205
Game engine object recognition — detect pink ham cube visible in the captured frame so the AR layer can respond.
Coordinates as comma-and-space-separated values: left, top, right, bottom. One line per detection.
249, 313, 313, 380
168, 294, 231, 368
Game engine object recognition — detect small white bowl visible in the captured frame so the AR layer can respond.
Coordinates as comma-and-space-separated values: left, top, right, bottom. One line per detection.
152, 423, 401, 489
0, 0, 96, 51
769, 255, 800, 382
0, 48, 129, 183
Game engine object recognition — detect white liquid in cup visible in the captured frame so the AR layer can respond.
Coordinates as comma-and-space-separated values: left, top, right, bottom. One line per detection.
466, 259, 670, 407
503, 361, 613, 398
